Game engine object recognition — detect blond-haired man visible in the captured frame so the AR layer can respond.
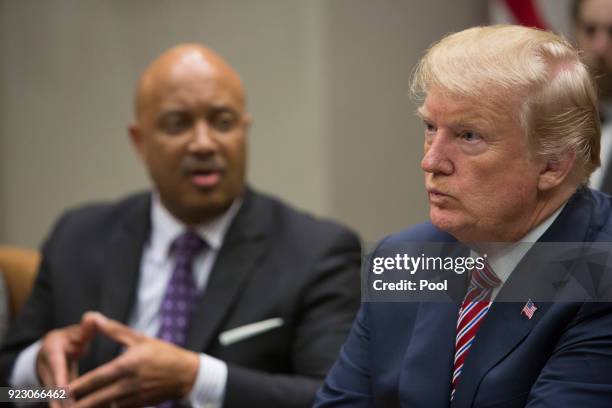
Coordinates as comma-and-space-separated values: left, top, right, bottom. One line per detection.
316, 25, 612, 407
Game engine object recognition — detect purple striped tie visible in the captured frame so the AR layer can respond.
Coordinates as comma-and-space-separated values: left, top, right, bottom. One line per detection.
157, 231, 205, 407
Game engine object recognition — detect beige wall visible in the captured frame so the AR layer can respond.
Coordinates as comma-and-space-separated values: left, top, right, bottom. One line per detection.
326, 0, 487, 240
0, 0, 487, 248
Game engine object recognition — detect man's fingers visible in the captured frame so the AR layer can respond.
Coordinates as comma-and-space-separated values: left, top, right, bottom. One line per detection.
81, 312, 141, 346
39, 362, 68, 408
38, 361, 54, 387
69, 359, 79, 382
47, 347, 70, 387
69, 358, 126, 400
72, 377, 137, 408
78, 312, 101, 346
49, 400, 62, 408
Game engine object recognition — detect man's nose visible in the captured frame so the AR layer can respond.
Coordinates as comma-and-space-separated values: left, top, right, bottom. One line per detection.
421, 133, 454, 175
189, 120, 217, 153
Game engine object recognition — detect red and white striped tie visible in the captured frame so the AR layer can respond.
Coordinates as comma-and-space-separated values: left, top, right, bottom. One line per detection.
451, 263, 501, 400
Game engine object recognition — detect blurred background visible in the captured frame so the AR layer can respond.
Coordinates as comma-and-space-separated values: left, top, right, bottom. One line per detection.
0, 0, 573, 247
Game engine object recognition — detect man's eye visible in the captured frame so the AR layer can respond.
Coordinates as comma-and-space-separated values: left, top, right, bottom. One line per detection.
212, 112, 238, 132
159, 115, 191, 134
460, 131, 481, 142
584, 24, 597, 38
423, 122, 436, 144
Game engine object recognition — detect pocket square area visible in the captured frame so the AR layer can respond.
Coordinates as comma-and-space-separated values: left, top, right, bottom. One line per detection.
219, 317, 284, 346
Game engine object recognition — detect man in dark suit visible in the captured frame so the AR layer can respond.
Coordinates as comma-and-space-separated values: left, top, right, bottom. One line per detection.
315, 25, 612, 407
0, 44, 361, 407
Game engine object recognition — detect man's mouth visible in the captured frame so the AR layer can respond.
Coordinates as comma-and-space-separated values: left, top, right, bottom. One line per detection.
427, 188, 451, 203
189, 169, 223, 188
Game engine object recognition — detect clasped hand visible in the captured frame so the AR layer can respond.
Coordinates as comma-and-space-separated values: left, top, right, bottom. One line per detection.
36, 312, 199, 408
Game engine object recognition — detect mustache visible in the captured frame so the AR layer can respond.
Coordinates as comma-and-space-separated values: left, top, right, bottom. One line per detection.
181, 156, 225, 174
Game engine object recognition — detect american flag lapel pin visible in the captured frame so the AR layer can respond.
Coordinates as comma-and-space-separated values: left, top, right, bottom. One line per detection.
521, 299, 537, 320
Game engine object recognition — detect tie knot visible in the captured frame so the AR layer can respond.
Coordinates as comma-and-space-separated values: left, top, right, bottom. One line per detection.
470, 262, 501, 290
173, 230, 206, 258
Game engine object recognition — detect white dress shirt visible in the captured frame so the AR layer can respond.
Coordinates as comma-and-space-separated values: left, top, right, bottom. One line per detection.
11, 194, 243, 408
470, 203, 565, 300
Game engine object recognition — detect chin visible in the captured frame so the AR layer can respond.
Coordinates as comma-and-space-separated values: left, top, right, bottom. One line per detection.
430, 212, 494, 243
187, 196, 231, 214
169, 196, 228, 224
429, 208, 464, 236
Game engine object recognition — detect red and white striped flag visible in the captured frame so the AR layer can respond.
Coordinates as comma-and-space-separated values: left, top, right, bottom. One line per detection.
489, 0, 574, 38
521, 299, 538, 319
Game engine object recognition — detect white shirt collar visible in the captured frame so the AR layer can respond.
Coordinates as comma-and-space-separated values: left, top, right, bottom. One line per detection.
471, 202, 567, 288
148, 194, 243, 263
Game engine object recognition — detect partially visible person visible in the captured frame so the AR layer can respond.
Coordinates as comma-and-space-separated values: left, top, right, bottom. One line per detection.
315, 25, 612, 407
0, 44, 361, 408
573, 0, 612, 192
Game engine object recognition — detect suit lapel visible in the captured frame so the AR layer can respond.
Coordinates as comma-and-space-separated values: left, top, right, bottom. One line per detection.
399, 301, 461, 408
450, 300, 552, 407
399, 257, 468, 408
452, 189, 595, 406
599, 160, 612, 195
184, 189, 268, 352
95, 194, 151, 365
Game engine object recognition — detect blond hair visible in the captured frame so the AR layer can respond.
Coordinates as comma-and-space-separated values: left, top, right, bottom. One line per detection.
411, 25, 600, 182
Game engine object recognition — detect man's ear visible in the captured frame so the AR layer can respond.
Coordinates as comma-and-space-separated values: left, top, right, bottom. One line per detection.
128, 122, 146, 161
243, 113, 252, 131
538, 149, 577, 191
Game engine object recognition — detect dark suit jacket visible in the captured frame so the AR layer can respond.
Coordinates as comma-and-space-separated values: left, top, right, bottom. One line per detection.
315, 188, 612, 407
0, 188, 361, 407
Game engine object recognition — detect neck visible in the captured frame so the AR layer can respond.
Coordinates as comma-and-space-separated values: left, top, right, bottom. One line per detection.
456, 184, 576, 244
506, 184, 576, 242
159, 200, 234, 228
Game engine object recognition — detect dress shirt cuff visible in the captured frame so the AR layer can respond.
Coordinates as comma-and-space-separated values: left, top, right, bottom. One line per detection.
187, 353, 227, 408
10, 340, 42, 387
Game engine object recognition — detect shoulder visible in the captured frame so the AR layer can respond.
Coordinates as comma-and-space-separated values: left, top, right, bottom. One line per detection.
236, 189, 361, 298
379, 221, 456, 247
580, 188, 612, 241
246, 189, 360, 249
46, 192, 150, 242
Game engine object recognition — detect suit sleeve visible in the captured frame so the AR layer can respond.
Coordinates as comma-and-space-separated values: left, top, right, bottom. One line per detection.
313, 304, 374, 407
526, 303, 612, 407
223, 226, 362, 408
0, 214, 69, 385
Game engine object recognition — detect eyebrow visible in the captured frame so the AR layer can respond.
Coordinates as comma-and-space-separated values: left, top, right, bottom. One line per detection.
416, 106, 496, 132
157, 104, 238, 117
157, 109, 189, 120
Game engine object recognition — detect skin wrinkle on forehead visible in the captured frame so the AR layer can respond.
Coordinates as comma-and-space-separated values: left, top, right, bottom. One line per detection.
134, 44, 246, 122
417, 107, 497, 137
579, 0, 612, 27
416, 94, 518, 142
417, 86, 550, 163
420, 88, 545, 242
